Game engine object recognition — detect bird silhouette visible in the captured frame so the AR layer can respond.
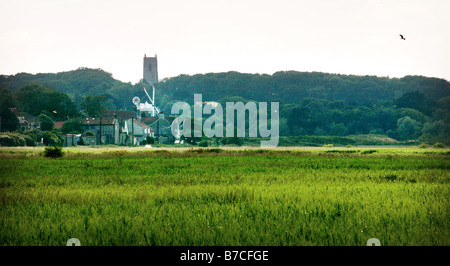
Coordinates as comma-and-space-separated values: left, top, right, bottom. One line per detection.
400, 34, 406, 40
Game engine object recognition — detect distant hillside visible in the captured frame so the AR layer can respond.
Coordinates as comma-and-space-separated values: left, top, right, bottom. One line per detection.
0, 68, 117, 95
0, 68, 140, 110
2, 68, 450, 107
156, 71, 450, 105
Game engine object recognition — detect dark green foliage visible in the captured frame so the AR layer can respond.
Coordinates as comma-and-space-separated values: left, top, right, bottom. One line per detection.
0, 133, 25, 146
22, 135, 35, 146
146, 136, 154, 144
38, 113, 54, 131
157, 71, 450, 105
383, 174, 398, 181
221, 136, 244, 146
361, 149, 377, 154
41, 131, 63, 146
0, 88, 19, 110
15, 83, 79, 120
0, 108, 19, 132
198, 140, 209, 147
80, 95, 108, 117
325, 150, 357, 154
395, 91, 434, 116
43, 146, 64, 158
61, 119, 84, 134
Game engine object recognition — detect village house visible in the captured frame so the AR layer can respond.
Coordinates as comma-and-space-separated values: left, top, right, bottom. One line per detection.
81, 117, 119, 145
102, 110, 136, 128
122, 118, 153, 145
9, 108, 41, 131
141, 112, 177, 144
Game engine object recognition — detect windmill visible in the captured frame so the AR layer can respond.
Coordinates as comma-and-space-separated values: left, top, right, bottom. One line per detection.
132, 85, 160, 117
132, 96, 140, 107
144, 86, 155, 107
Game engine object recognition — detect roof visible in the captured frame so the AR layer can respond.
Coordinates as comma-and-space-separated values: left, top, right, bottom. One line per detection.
141, 115, 177, 128
102, 110, 137, 120
130, 119, 151, 129
9, 108, 38, 123
9, 108, 20, 116
165, 115, 177, 124
141, 116, 159, 125
82, 117, 116, 125
54, 121, 64, 129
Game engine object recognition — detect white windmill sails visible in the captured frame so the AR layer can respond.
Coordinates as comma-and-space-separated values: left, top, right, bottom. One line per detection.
132, 85, 160, 116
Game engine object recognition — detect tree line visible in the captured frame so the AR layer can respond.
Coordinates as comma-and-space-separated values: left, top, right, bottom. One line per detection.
1, 68, 449, 144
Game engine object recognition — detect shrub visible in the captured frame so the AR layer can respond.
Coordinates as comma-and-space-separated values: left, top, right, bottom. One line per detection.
433, 142, 445, 148
221, 137, 243, 146
346, 145, 353, 148
85, 131, 95, 137
0, 134, 16, 146
41, 131, 63, 146
206, 148, 222, 153
44, 146, 64, 158
361, 149, 377, 154
326, 150, 357, 154
323, 144, 334, 147
146, 136, 155, 144
199, 140, 209, 147
0, 133, 26, 146
23, 135, 35, 146
418, 143, 428, 148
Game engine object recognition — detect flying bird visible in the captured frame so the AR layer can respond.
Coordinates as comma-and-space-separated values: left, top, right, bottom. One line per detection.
399, 34, 405, 40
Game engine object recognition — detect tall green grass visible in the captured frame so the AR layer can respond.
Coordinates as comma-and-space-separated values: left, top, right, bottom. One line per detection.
1, 148, 449, 246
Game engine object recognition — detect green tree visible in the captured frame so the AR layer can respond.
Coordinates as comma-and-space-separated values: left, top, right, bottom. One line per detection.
421, 120, 446, 136
38, 113, 54, 131
61, 119, 84, 134
395, 91, 434, 115
328, 122, 348, 136
396, 116, 422, 140
15, 83, 78, 120
0, 108, 19, 132
0, 88, 19, 110
41, 131, 63, 146
436, 96, 450, 112
81, 95, 108, 117
348, 106, 374, 134
398, 108, 429, 123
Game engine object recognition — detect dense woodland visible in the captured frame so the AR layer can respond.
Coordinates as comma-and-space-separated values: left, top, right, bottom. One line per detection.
1, 67, 449, 144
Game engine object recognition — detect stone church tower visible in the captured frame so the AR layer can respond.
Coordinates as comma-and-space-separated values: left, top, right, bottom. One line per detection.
143, 54, 158, 84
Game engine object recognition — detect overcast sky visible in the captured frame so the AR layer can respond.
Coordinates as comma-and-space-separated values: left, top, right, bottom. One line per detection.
1, 0, 449, 83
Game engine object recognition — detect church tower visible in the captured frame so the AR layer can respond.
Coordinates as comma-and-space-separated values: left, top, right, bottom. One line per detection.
143, 54, 158, 84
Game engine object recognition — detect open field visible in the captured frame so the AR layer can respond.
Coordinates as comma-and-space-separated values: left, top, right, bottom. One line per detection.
1, 146, 449, 246
1, 144, 448, 154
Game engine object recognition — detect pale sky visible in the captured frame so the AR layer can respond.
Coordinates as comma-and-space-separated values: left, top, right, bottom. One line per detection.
1, 0, 449, 83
